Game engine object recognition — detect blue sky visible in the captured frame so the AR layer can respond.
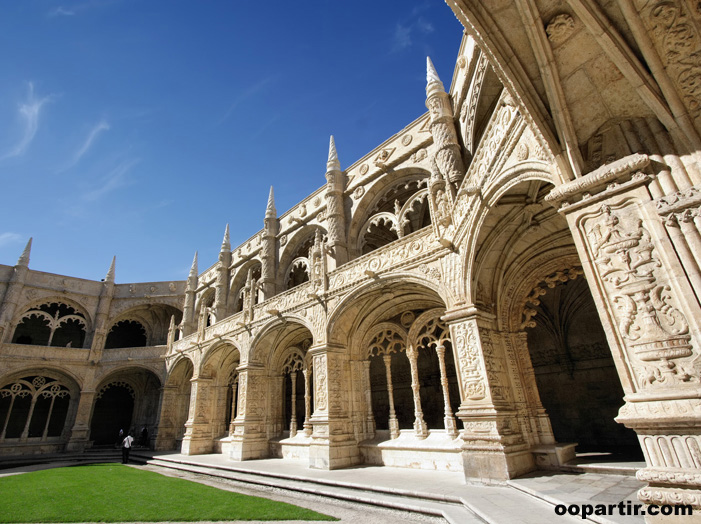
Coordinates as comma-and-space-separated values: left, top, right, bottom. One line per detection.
0, 1, 463, 283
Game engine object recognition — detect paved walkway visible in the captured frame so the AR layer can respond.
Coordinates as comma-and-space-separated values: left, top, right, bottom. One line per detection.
140, 452, 646, 524
0, 451, 650, 524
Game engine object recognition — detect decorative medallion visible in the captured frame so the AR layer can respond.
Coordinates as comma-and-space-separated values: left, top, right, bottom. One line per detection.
400, 311, 415, 328
401, 134, 413, 146
353, 186, 365, 200
546, 13, 575, 44
359, 164, 369, 176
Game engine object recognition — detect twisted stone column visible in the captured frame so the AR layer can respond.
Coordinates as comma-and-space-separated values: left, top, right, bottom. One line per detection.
405, 346, 428, 439
436, 345, 459, 438
382, 354, 399, 439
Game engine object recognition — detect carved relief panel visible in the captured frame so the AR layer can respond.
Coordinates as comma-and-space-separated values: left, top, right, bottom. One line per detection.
578, 201, 698, 390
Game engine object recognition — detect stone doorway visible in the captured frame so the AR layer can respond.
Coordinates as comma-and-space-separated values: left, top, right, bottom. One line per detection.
523, 272, 642, 458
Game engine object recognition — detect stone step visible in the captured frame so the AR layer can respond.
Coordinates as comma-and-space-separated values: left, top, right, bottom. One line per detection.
140, 453, 584, 524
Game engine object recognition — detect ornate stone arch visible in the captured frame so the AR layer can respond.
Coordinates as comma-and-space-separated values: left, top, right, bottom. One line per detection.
10, 298, 93, 347
277, 225, 327, 291
362, 322, 407, 358
248, 317, 315, 368
407, 308, 450, 351
460, 168, 558, 306
327, 273, 447, 348
347, 169, 431, 258
228, 258, 263, 314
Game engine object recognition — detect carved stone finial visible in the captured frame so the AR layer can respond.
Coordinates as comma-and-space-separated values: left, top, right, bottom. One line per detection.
17, 237, 32, 267
221, 224, 230, 252
266, 186, 276, 218
327, 135, 340, 172
189, 252, 198, 279
426, 56, 445, 95
105, 256, 116, 283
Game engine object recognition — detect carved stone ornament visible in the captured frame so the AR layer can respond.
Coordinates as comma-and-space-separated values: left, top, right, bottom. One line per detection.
411, 148, 427, 163
546, 13, 575, 44
359, 164, 369, 176
401, 134, 412, 146
353, 186, 365, 200
545, 153, 650, 205
584, 205, 695, 387
451, 321, 486, 401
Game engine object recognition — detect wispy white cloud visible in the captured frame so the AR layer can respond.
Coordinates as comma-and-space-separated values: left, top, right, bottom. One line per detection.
1, 83, 53, 160
83, 157, 139, 201
72, 120, 110, 165
47, 0, 122, 18
217, 76, 276, 125
390, 15, 435, 54
0, 232, 22, 248
48, 6, 75, 17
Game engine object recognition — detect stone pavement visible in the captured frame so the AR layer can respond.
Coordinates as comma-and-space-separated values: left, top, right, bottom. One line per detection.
0, 451, 655, 524
138, 452, 649, 524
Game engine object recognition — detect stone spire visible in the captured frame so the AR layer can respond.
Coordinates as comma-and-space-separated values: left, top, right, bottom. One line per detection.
425, 56, 465, 186
182, 252, 199, 337
324, 135, 348, 267
327, 135, 341, 172
221, 224, 230, 253
261, 187, 278, 300
266, 186, 276, 218
426, 56, 445, 96
17, 237, 32, 267
189, 252, 199, 280
105, 256, 116, 283
215, 225, 231, 320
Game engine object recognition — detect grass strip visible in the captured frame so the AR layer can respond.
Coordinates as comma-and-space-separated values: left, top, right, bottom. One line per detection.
0, 463, 337, 522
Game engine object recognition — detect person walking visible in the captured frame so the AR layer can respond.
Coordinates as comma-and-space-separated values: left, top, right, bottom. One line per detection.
121, 432, 134, 464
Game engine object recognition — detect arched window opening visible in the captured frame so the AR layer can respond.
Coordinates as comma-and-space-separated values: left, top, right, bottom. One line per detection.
105, 320, 147, 349
279, 343, 313, 438
286, 259, 310, 290
233, 264, 262, 314
0, 376, 71, 442
12, 303, 87, 348
89, 382, 135, 446
283, 232, 323, 291
358, 178, 431, 255
365, 309, 460, 440
361, 218, 399, 255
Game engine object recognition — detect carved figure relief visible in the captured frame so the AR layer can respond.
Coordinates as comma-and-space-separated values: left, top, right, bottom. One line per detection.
585, 204, 695, 387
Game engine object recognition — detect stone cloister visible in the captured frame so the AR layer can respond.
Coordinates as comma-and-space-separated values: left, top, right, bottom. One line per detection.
1, 2, 700, 515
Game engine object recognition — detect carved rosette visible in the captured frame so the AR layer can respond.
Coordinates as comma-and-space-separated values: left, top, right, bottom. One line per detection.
584, 204, 695, 387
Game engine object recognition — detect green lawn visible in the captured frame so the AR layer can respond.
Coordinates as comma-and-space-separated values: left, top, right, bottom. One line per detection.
0, 463, 337, 522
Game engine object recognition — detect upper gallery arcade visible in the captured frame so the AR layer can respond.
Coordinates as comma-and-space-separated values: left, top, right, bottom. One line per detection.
1, 6, 700, 514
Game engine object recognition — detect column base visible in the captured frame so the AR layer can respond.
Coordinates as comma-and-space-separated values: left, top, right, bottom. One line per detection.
309, 440, 361, 470
462, 447, 535, 484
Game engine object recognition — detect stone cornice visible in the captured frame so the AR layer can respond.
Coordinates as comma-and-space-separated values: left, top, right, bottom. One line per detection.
545, 153, 650, 205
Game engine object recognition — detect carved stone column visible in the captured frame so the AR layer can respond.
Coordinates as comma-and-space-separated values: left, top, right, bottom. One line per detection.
303, 367, 312, 437
405, 345, 429, 439
442, 306, 533, 483
546, 155, 701, 512
65, 390, 95, 452
228, 381, 237, 435
382, 355, 399, 439
228, 365, 269, 461
308, 344, 359, 469
181, 376, 214, 455
289, 371, 298, 437
436, 344, 459, 438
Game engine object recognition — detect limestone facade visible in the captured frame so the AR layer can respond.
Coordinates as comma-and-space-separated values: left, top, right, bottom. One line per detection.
1, 3, 700, 514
